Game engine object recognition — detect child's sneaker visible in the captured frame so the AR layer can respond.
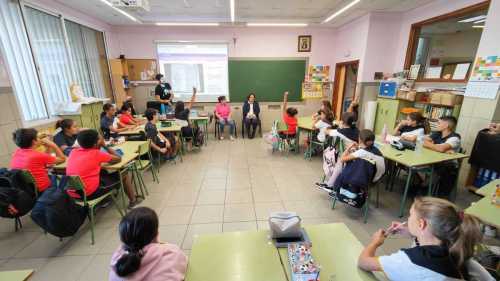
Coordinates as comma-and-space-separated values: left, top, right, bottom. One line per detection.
220, 136, 224, 140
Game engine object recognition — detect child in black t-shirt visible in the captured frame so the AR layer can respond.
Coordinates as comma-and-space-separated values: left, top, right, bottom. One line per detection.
144, 108, 176, 159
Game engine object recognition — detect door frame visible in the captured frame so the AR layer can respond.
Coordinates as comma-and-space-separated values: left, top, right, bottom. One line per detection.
332, 60, 359, 119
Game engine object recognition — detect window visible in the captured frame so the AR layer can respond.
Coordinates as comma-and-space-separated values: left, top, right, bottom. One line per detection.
157, 42, 229, 102
24, 6, 74, 115
404, 1, 489, 82
0, 0, 48, 121
0, 1, 113, 122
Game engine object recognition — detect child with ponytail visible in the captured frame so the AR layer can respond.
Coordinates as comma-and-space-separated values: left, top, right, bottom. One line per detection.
53, 119, 79, 155
109, 207, 187, 281
358, 197, 494, 280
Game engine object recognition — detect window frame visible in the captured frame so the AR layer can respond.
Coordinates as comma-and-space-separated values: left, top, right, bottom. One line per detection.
403, 0, 490, 83
6, 0, 114, 126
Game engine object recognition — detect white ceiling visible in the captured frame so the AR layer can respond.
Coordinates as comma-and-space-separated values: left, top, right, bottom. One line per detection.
55, 0, 437, 27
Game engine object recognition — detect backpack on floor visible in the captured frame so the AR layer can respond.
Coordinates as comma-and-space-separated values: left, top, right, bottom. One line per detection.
322, 146, 338, 179
0, 169, 36, 218
30, 177, 88, 238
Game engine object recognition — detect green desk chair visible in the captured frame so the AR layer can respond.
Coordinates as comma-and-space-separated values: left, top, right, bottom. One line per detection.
133, 140, 158, 197
272, 120, 297, 156
67, 176, 124, 245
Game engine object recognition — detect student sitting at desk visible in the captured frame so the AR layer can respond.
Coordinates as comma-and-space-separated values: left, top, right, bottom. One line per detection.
10, 128, 66, 193
312, 100, 333, 122
423, 115, 461, 196
280, 91, 298, 138
144, 108, 176, 160
119, 103, 144, 126
109, 207, 187, 281
394, 112, 426, 142
101, 103, 134, 140
53, 119, 80, 156
321, 112, 359, 144
314, 109, 334, 144
175, 87, 200, 150
358, 197, 494, 281
66, 129, 138, 208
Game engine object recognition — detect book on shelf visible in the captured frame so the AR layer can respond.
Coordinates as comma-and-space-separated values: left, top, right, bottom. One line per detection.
414, 103, 454, 120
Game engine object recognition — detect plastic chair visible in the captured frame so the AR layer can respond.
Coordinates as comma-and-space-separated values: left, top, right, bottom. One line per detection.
272, 120, 296, 156
67, 176, 124, 244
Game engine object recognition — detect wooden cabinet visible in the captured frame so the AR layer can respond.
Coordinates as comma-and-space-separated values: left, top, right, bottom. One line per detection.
374, 98, 413, 135
58, 101, 104, 131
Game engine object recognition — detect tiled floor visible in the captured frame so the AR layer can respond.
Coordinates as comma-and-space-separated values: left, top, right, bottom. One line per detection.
0, 137, 482, 280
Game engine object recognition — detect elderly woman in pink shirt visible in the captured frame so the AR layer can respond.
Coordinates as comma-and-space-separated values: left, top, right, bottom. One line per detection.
109, 207, 187, 281
215, 96, 236, 141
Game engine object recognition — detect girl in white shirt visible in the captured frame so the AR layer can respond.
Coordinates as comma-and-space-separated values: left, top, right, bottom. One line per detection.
358, 197, 494, 281
394, 112, 426, 142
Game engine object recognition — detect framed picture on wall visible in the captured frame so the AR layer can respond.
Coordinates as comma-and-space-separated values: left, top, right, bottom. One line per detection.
298, 35, 312, 52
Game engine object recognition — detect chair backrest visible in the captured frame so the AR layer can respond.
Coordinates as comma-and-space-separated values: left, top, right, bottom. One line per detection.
275, 120, 288, 132
138, 140, 152, 157
19, 170, 39, 197
67, 176, 87, 202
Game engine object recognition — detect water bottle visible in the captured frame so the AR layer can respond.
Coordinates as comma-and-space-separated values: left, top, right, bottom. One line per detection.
381, 124, 388, 143
415, 135, 423, 153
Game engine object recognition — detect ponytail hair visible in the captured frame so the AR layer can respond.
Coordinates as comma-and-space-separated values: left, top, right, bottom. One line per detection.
55, 119, 74, 135
114, 207, 159, 277
101, 103, 114, 118
412, 197, 482, 274
342, 112, 356, 129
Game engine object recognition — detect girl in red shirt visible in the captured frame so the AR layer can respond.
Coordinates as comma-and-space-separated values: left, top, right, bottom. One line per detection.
280, 91, 298, 138
119, 103, 144, 126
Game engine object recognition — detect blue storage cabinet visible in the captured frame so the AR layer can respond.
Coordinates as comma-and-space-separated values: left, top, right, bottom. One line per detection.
379, 82, 397, 99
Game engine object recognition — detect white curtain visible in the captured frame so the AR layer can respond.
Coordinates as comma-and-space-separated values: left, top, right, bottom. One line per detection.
24, 6, 73, 114
0, 0, 47, 121
82, 26, 106, 99
65, 20, 94, 97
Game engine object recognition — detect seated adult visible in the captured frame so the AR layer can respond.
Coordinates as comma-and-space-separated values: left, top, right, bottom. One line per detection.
242, 93, 260, 139
215, 96, 236, 141
10, 128, 65, 193
394, 112, 426, 142
66, 129, 138, 208
53, 119, 79, 155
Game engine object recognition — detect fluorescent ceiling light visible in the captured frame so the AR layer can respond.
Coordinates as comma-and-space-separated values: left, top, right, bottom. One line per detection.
322, 0, 361, 23
458, 15, 486, 23
472, 25, 484, 28
155, 22, 220, 26
230, 0, 235, 22
99, 0, 140, 22
246, 23, 308, 27
474, 19, 486, 24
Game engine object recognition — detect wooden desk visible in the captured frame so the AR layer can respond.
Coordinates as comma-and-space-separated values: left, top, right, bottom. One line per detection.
0, 269, 34, 281
466, 197, 500, 228
376, 140, 468, 217
185, 223, 382, 281
476, 179, 500, 197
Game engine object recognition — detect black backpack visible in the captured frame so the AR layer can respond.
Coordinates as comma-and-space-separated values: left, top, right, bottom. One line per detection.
30, 177, 88, 238
0, 169, 36, 218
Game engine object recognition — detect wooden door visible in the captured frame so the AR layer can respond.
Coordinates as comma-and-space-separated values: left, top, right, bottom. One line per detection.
332, 65, 346, 120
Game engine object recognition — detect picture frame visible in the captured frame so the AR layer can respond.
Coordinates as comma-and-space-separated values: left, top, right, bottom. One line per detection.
298, 35, 312, 52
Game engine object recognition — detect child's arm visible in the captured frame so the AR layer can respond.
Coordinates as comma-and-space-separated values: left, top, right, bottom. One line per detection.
340, 142, 358, 162
186, 87, 197, 110
282, 91, 289, 115
150, 141, 167, 154
98, 138, 121, 164
423, 138, 453, 153
40, 138, 66, 164
358, 229, 385, 271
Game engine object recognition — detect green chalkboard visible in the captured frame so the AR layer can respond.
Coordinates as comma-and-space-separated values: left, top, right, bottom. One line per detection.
228, 59, 306, 102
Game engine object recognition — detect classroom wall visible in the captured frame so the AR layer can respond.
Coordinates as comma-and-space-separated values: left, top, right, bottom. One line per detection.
424, 30, 482, 66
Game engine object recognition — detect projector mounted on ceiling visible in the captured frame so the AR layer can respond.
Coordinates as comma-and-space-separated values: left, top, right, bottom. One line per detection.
111, 0, 150, 12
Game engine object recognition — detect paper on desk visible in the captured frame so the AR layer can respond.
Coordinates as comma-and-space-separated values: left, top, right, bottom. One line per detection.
385, 135, 400, 143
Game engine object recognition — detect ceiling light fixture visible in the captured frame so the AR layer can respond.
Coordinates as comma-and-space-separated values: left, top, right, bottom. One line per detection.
155, 22, 220, 26
230, 0, 235, 22
322, 0, 361, 23
472, 25, 484, 28
473, 19, 486, 24
99, 0, 140, 22
458, 15, 486, 23
246, 23, 308, 27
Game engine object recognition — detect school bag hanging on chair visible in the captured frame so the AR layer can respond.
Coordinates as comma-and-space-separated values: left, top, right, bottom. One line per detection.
322, 146, 338, 179
0, 168, 36, 219
31, 176, 88, 238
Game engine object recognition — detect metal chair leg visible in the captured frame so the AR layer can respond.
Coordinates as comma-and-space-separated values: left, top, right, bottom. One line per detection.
89, 206, 95, 245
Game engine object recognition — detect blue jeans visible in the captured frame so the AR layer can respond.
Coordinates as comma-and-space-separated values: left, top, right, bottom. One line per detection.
219, 119, 235, 136
160, 104, 171, 114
